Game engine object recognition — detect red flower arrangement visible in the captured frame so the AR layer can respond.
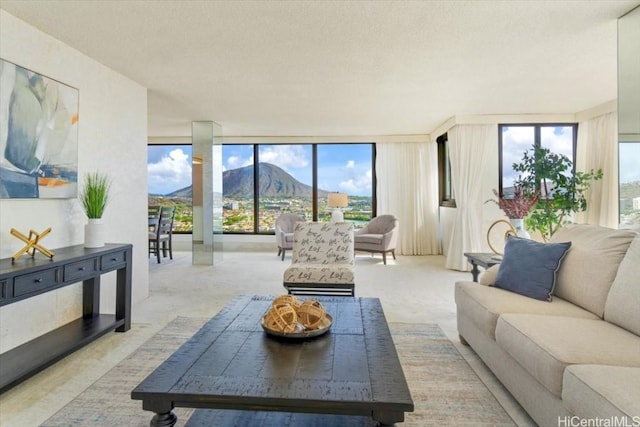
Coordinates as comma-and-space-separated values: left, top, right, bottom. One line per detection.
491, 186, 539, 219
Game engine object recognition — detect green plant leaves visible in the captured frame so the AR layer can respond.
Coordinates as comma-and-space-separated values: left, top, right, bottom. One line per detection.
514, 145, 602, 241
80, 172, 111, 219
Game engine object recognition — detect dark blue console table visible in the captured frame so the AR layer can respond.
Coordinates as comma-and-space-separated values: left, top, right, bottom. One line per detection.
0, 243, 132, 393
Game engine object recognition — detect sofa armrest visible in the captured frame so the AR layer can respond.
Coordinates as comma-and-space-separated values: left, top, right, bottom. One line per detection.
479, 264, 500, 286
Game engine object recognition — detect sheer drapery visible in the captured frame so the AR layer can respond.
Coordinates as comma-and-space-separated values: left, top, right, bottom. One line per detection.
376, 141, 440, 255
575, 112, 618, 228
445, 125, 495, 271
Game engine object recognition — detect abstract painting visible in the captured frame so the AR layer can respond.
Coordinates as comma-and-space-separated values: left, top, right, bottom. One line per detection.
0, 58, 79, 199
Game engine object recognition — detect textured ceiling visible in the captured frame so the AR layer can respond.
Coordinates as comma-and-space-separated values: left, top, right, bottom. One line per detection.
1, 1, 638, 137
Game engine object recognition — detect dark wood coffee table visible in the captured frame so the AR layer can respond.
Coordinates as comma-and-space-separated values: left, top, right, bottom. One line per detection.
131, 295, 413, 426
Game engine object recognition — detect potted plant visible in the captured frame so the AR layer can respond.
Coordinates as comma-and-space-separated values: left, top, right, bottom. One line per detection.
490, 185, 539, 238
80, 172, 111, 248
512, 144, 602, 241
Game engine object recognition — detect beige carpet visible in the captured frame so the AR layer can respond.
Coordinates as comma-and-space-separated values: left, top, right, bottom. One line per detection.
41, 317, 515, 427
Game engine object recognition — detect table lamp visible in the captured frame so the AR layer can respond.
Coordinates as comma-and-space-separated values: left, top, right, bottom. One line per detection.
327, 192, 348, 222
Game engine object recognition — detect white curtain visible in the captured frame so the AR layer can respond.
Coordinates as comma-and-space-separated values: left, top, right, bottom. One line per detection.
376, 141, 440, 255
575, 112, 618, 228
445, 125, 495, 271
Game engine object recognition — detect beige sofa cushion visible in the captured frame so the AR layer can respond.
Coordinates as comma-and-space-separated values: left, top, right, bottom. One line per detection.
479, 264, 500, 286
550, 224, 637, 317
563, 365, 640, 420
605, 235, 640, 336
495, 314, 640, 397
454, 282, 598, 339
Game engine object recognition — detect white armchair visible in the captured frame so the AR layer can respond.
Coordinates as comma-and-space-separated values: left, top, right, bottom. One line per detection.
275, 213, 305, 261
283, 221, 355, 296
354, 215, 399, 265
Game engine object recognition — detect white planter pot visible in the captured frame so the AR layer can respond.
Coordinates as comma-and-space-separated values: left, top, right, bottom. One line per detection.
85, 218, 106, 248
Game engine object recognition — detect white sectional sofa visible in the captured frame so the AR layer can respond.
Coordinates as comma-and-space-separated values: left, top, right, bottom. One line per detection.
455, 224, 640, 426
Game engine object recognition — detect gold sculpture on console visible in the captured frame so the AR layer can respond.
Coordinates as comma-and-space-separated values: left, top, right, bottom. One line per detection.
486, 219, 517, 255
10, 227, 55, 262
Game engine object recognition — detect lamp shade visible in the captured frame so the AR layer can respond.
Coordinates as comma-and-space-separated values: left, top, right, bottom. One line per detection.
327, 192, 348, 208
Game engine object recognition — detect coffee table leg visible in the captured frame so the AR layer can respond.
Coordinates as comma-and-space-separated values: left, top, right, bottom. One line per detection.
150, 411, 177, 427
373, 410, 404, 426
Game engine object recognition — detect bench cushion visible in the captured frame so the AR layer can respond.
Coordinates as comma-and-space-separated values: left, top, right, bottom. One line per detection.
283, 265, 354, 284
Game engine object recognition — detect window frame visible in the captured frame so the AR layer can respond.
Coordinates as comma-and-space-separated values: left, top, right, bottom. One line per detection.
437, 133, 456, 208
147, 143, 193, 234
498, 123, 578, 197
225, 142, 377, 234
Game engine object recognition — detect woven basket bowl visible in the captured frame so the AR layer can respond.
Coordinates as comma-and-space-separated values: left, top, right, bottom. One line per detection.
297, 300, 326, 330
265, 304, 298, 333
272, 294, 301, 311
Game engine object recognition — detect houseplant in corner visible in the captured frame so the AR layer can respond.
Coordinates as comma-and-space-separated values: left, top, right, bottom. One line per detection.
490, 185, 539, 239
513, 144, 602, 241
80, 172, 111, 248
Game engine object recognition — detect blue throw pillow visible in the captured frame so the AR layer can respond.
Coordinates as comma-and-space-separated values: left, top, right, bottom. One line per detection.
494, 236, 571, 301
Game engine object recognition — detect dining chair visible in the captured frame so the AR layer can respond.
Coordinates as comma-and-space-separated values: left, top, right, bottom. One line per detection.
149, 206, 175, 263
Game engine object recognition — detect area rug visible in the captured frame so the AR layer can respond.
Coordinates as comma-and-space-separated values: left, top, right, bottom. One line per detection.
41, 317, 515, 427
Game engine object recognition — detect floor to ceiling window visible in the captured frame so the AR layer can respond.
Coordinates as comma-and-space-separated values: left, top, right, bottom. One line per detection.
147, 144, 193, 232
148, 143, 375, 234
222, 143, 375, 233
316, 144, 374, 223
220, 144, 255, 233
619, 141, 640, 228
256, 145, 313, 233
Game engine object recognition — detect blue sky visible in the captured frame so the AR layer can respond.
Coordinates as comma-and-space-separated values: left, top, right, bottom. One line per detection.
148, 144, 373, 196
501, 125, 574, 189
620, 142, 640, 184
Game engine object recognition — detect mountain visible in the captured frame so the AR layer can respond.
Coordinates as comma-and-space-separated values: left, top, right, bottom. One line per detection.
165, 186, 192, 198
164, 162, 328, 199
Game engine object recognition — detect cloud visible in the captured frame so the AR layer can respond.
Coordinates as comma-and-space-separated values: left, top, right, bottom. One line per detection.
346, 160, 355, 169
226, 154, 253, 170
620, 143, 640, 183
338, 167, 372, 195
259, 145, 309, 172
501, 126, 575, 187
147, 148, 192, 194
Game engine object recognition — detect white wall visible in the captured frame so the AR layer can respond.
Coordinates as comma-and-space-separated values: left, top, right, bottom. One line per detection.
0, 11, 148, 352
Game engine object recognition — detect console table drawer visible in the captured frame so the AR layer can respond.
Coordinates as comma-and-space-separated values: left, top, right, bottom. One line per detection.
14, 269, 60, 297
64, 259, 97, 282
101, 251, 126, 271
0, 279, 6, 302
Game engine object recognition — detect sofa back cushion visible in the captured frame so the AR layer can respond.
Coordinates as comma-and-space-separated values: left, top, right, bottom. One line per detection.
604, 235, 640, 335
550, 224, 637, 317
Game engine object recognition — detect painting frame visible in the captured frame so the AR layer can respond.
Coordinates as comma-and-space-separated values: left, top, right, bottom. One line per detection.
0, 58, 79, 199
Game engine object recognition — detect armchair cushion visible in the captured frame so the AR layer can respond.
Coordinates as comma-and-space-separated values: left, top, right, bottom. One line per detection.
275, 213, 305, 249
354, 234, 384, 245
354, 215, 399, 264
